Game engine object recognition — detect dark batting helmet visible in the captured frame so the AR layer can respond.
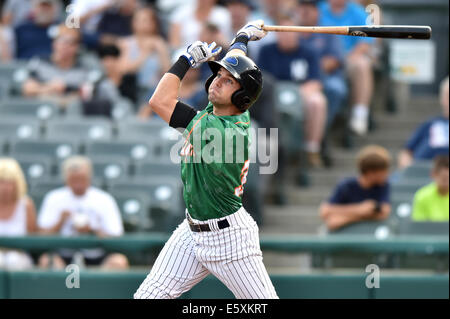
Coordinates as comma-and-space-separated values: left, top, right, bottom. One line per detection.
205, 55, 263, 111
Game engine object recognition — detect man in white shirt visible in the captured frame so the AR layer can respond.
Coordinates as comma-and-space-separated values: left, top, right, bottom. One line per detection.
37, 156, 129, 270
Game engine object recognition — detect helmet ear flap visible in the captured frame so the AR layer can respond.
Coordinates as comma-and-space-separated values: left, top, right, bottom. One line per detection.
231, 89, 251, 111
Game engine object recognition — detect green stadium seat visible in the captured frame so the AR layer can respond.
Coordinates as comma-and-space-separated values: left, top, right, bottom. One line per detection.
397, 221, 449, 235
9, 140, 79, 167
117, 119, 183, 158
133, 160, 179, 179
0, 117, 41, 144
45, 118, 113, 143
109, 178, 183, 232
391, 181, 428, 200
274, 81, 304, 154
110, 191, 153, 232
84, 140, 156, 164
0, 98, 58, 120
402, 161, 433, 179
328, 221, 393, 238
17, 156, 52, 184
56, 157, 130, 188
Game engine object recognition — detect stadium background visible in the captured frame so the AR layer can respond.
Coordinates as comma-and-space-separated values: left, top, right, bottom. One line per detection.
0, 0, 448, 299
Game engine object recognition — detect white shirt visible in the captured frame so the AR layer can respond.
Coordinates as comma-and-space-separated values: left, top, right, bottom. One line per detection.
38, 186, 123, 237
0, 198, 27, 237
170, 3, 232, 49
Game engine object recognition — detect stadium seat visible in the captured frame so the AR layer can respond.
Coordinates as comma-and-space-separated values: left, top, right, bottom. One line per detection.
0, 117, 41, 152
109, 178, 183, 232
9, 140, 79, 169
109, 191, 153, 232
391, 181, 428, 200
17, 156, 52, 185
45, 118, 113, 143
397, 221, 449, 236
0, 98, 58, 120
402, 161, 433, 179
328, 221, 393, 238
55, 156, 130, 187
84, 140, 156, 164
274, 81, 304, 154
116, 119, 183, 158
133, 160, 179, 179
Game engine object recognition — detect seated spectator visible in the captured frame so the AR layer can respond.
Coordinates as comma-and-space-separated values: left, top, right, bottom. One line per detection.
1, 0, 34, 26
169, 0, 232, 49
258, 12, 327, 167
0, 158, 37, 270
412, 155, 449, 222
0, 24, 14, 62
97, 0, 139, 45
398, 76, 449, 169
198, 22, 228, 82
21, 25, 90, 108
118, 7, 171, 103
86, 44, 137, 116
7, 0, 62, 60
319, 145, 391, 231
297, 0, 347, 127
319, 0, 375, 136
38, 156, 129, 270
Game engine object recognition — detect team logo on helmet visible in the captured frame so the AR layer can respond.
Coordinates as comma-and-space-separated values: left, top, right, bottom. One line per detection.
225, 56, 239, 66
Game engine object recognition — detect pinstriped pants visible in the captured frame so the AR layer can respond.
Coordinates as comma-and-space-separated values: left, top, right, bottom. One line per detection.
134, 207, 278, 299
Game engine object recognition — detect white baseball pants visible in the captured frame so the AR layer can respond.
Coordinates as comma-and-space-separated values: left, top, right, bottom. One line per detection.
134, 207, 278, 299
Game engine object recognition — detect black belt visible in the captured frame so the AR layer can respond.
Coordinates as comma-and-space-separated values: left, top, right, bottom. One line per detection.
188, 218, 230, 232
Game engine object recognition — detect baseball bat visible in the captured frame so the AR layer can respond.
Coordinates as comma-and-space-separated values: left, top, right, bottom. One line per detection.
262, 25, 432, 39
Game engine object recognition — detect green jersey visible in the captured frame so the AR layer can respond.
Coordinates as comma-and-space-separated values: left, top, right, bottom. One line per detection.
180, 102, 251, 221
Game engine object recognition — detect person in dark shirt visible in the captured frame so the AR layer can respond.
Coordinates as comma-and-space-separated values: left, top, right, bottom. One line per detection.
257, 12, 327, 167
96, 0, 139, 45
320, 145, 392, 230
398, 76, 449, 169
13, 0, 62, 60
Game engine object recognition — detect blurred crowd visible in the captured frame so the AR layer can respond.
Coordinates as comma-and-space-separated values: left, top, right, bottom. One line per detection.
0, 0, 448, 270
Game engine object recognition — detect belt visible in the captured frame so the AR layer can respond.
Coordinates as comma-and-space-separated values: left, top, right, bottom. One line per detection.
187, 217, 230, 232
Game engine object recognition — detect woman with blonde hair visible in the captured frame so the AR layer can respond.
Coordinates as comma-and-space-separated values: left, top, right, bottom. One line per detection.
0, 158, 37, 270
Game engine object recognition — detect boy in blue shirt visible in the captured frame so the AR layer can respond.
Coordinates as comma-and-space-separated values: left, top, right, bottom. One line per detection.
320, 145, 391, 231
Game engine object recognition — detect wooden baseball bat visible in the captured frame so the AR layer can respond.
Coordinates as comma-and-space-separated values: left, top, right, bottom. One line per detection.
262, 25, 432, 39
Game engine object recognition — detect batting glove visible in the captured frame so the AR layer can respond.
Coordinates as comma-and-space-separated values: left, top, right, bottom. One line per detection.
182, 41, 222, 68
237, 20, 267, 41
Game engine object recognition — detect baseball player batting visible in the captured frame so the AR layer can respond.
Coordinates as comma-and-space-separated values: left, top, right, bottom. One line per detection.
134, 20, 278, 299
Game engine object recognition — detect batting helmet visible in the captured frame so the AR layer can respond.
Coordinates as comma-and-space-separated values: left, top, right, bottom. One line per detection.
205, 55, 263, 111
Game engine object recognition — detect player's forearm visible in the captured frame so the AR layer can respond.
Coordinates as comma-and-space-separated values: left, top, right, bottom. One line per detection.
148, 57, 190, 123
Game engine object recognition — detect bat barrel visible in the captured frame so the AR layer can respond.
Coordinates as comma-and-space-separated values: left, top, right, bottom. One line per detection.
348, 26, 432, 39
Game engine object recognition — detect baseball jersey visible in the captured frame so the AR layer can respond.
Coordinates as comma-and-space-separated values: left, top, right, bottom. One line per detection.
180, 102, 251, 221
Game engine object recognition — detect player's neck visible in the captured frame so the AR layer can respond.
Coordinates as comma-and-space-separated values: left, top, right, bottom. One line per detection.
213, 105, 241, 116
